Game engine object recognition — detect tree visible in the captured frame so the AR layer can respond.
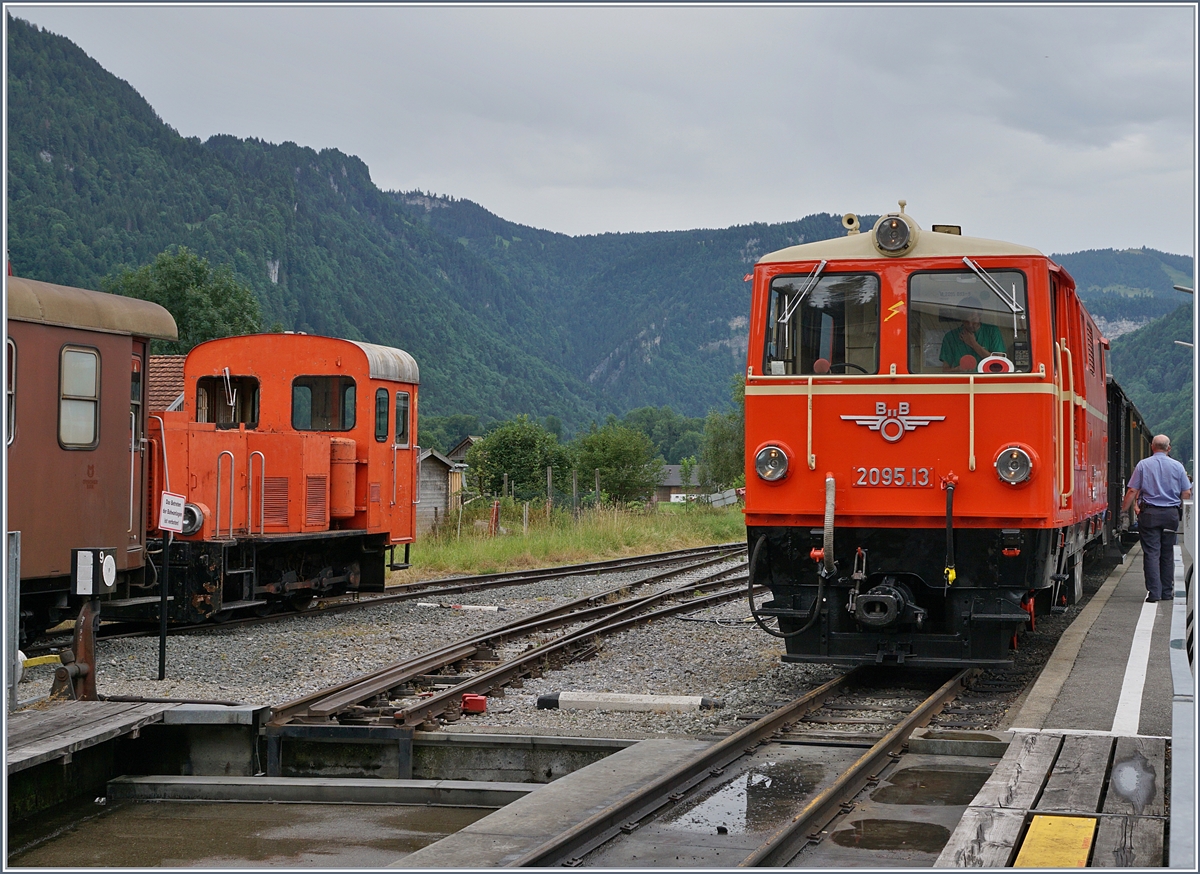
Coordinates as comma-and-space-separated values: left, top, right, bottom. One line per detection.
574, 420, 665, 503
699, 375, 745, 490
464, 415, 570, 499
679, 456, 697, 494
101, 245, 262, 353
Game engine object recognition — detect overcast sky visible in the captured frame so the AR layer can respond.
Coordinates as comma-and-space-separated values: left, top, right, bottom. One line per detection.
7, 4, 1197, 257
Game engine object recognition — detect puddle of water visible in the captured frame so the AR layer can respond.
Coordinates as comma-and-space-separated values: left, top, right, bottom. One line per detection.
661, 760, 824, 835
830, 818, 950, 853
871, 766, 992, 806
8, 801, 490, 867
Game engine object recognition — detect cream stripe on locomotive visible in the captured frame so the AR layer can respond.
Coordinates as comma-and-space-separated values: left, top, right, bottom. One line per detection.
745, 380, 1107, 423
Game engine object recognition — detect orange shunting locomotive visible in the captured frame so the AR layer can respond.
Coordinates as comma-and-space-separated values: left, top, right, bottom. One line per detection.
743, 203, 1142, 666
138, 333, 420, 622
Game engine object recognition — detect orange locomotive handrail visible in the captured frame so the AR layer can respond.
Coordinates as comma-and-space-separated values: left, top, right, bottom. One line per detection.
1061, 337, 1075, 504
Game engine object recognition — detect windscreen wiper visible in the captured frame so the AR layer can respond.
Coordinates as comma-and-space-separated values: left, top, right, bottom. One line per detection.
780, 260, 828, 324
963, 256, 1025, 340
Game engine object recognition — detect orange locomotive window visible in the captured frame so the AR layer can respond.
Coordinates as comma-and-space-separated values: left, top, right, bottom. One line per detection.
292, 376, 356, 431
196, 374, 260, 428
907, 269, 1031, 374
763, 272, 880, 376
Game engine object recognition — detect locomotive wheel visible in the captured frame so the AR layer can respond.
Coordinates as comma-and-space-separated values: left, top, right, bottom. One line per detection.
289, 592, 316, 612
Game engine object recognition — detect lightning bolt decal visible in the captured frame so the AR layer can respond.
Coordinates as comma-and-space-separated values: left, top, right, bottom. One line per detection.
885, 300, 905, 322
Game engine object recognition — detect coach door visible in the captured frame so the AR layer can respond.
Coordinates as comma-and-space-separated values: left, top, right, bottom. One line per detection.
129, 342, 147, 556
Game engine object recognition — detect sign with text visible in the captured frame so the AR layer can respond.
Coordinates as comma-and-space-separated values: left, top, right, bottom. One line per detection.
158, 492, 186, 533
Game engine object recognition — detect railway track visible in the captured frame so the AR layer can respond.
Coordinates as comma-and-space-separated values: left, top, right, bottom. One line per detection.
506, 666, 972, 868
269, 551, 755, 728
26, 543, 745, 656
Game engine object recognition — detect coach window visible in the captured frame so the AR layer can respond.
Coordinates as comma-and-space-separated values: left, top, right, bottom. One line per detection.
59, 346, 100, 448
292, 376, 356, 431
908, 270, 1030, 374
375, 388, 389, 442
763, 273, 879, 375
6, 338, 15, 446
395, 391, 410, 447
196, 375, 260, 428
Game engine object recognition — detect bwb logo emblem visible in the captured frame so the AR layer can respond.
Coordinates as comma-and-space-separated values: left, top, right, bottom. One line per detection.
841, 401, 945, 443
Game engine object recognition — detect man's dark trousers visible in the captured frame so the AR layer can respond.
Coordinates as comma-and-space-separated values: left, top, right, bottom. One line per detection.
1139, 505, 1179, 600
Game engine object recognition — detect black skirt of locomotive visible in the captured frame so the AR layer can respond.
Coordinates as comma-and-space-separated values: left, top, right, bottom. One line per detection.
747, 525, 1054, 666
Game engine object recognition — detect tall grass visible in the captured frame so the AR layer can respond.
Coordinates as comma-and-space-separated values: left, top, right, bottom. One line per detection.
391, 500, 746, 583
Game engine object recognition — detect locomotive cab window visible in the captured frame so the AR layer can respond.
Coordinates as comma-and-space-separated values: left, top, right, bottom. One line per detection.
763, 273, 880, 375
292, 376, 356, 431
375, 388, 389, 442
59, 346, 99, 448
907, 270, 1031, 374
196, 375, 260, 428
394, 391, 410, 447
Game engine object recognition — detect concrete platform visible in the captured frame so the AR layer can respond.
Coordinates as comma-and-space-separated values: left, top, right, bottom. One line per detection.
394, 737, 711, 867
937, 543, 1188, 867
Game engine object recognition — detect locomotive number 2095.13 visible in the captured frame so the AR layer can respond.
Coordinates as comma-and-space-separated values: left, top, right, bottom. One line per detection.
852, 466, 935, 487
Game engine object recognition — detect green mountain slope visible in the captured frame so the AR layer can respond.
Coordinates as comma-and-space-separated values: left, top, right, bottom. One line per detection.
1109, 302, 1195, 472
6, 15, 612, 425
1054, 247, 1193, 325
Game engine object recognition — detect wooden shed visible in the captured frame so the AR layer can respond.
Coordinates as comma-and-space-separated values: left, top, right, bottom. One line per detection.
417, 448, 455, 535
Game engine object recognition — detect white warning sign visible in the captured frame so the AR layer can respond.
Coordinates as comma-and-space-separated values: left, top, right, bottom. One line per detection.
159, 492, 187, 533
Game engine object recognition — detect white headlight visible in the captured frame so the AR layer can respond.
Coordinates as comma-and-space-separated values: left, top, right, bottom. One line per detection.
995, 447, 1032, 485
755, 446, 789, 482
181, 503, 205, 535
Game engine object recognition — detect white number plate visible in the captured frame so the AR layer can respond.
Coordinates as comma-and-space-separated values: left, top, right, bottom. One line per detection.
852, 466, 935, 488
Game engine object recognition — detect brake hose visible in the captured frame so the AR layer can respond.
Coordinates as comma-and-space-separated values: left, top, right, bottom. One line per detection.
746, 536, 817, 640
944, 479, 957, 592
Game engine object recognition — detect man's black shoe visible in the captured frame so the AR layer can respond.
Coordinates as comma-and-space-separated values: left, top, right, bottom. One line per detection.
1146, 595, 1159, 603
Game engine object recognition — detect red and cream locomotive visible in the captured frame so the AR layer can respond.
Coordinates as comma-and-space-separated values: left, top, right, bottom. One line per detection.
743, 203, 1149, 666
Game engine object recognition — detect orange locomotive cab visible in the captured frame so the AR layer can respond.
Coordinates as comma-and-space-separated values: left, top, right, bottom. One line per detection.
131, 333, 419, 623
744, 205, 1111, 666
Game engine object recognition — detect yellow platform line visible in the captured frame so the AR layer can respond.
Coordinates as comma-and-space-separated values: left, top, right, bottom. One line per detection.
1013, 814, 1097, 867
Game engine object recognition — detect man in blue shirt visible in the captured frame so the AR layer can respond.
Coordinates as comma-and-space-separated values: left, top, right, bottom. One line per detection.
1121, 435, 1193, 602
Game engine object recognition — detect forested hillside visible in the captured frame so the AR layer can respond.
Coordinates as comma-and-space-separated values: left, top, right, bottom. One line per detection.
6, 15, 1194, 446
1109, 302, 1195, 472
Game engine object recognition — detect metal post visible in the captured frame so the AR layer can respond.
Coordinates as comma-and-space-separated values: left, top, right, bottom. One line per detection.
595, 469, 601, 505
572, 470, 579, 517
7, 531, 21, 710
158, 532, 171, 680
502, 472, 507, 500
546, 466, 553, 519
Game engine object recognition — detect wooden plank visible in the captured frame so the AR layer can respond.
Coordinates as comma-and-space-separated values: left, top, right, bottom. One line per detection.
7, 703, 172, 774
934, 807, 1026, 868
1103, 736, 1167, 817
1036, 734, 1113, 814
1091, 814, 1164, 867
1013, 814, 1096, 867
971, 731, 1062, 810
7, 702, 160, 747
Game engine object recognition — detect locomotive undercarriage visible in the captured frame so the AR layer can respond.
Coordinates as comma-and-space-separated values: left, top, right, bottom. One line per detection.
748, 522, 1097, 666
104, 532, 395, 625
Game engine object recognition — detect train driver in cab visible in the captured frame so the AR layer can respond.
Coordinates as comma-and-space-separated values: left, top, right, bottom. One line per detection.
940, 295, 1005, 372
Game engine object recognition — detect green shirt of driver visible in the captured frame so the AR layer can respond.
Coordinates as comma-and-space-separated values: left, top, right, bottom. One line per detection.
940, 323, 1005, 369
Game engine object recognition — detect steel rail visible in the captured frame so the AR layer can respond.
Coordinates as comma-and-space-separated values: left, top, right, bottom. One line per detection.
305, 566, 748, 720
32, 544, 746, 652
507, 668, 861, 867
392, 574, 755, 728
739, 667, 972, 867
378, 543, 745, 597
269, 555, 746, 724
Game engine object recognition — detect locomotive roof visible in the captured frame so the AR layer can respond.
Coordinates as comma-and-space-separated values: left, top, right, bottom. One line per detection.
757, 216, 1043, 264
6, 275, 178, 340
349, 340, 420, 384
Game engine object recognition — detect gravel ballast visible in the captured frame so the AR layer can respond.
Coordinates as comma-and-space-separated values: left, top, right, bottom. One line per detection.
17, 551, 1120, 739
